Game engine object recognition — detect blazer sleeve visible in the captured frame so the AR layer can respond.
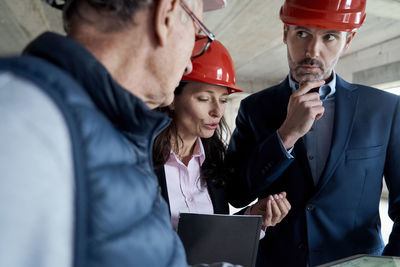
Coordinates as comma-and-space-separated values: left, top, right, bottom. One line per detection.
383, 95, 400, 255
225, 97, 294, 208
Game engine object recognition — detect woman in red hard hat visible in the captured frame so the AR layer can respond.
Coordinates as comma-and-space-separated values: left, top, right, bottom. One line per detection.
153, 37, 291, 232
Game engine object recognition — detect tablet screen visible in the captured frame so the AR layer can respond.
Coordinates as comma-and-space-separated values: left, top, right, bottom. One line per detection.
318, 254, 400, 267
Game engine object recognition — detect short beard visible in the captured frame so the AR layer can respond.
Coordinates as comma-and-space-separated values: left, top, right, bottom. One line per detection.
296, 58, 324, 80
287, 51, 331, 83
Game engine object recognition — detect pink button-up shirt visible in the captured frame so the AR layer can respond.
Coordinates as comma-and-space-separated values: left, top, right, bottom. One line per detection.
164, 138, 214, 230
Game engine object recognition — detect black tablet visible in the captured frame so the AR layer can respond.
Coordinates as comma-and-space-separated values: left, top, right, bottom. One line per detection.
177, 213, 262, 267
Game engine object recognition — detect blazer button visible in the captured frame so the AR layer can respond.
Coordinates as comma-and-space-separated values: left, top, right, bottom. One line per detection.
298, 243, 308, 251
306, 204, 315, 211
261, 166, 268, 175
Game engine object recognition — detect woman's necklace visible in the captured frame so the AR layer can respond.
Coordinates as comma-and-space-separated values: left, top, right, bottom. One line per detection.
176, 153, 184, 161
174, 137, 196, 164
175, 146, 194, 164
176, 152, 190, 162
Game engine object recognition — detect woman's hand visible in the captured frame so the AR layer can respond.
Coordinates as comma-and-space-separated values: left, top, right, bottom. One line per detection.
250, 192, 291, 227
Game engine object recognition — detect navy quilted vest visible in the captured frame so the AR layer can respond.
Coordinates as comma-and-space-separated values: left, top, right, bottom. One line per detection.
0, 32, 188, 267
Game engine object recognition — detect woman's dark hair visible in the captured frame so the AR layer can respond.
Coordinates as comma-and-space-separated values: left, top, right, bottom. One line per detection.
153, 82, 231, 187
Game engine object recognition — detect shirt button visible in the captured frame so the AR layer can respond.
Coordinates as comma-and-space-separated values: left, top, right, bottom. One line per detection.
188, 197, 193, 202
306, 204, 315, 211
308, 155, 314, 160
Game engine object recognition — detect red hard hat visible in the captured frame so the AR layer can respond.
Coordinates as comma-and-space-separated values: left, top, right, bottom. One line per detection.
280, 0, 366, 32
182, 36, 243, 94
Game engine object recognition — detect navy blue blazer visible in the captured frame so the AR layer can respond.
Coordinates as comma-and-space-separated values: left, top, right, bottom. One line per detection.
226, 75, 400, 266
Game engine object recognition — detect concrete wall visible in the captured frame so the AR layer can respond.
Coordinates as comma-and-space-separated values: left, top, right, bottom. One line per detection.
0, 0, 63, 56
337, 36, 400, 85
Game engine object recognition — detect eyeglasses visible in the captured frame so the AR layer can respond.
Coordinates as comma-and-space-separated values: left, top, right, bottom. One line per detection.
44, 0, 64, 10
179, 0, 215, 58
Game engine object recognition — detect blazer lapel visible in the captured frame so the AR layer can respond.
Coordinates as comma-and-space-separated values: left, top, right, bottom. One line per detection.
315, 76, 359, 193
274, 78, 292, 129
154, 166, 172, 216
207, 183, 229, 214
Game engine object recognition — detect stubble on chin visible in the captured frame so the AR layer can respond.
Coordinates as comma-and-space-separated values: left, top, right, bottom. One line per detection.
293, 71, 325, 83
287, 50, 330, 83
291, 62, 325, 83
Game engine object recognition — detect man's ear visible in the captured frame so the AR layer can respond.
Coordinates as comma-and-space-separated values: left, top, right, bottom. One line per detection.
343, 31, 356, 52
153, 0, 180, 46
169, 100, 175, 110
283, 24, 288, 44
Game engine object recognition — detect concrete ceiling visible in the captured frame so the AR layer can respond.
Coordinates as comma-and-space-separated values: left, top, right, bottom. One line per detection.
204, 0, 400, 92
1, 0, 400, 93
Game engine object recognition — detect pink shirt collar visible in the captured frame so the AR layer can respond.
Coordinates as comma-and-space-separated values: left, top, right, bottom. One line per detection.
168, 137, 206, 166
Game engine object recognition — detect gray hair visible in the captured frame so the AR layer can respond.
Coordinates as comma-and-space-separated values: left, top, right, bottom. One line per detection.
63, 0, 152, 33
63, 0, 197, 33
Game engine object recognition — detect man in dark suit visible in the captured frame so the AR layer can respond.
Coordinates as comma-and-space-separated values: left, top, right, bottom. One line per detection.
225, 0, 400, 266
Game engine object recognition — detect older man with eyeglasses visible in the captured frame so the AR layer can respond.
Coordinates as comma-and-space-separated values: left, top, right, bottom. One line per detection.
0, 1, 234, 267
